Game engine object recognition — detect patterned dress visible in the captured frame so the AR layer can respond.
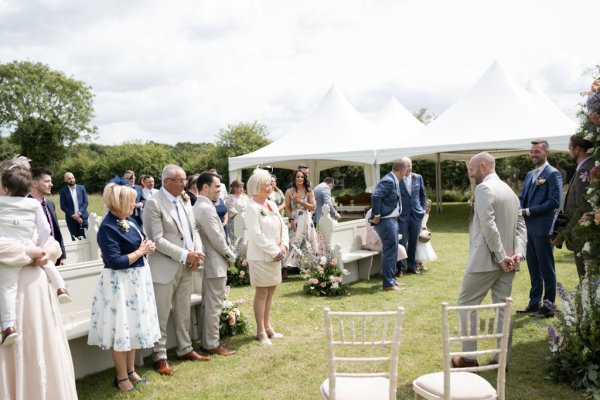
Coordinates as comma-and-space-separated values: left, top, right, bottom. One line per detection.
87, 213, 160, 351
284, 188, 318, 269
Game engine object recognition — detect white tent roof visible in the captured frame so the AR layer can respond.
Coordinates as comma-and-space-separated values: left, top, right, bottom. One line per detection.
228, 84, 382, 172
377, 60, 577, 162
367, 97, 424, 134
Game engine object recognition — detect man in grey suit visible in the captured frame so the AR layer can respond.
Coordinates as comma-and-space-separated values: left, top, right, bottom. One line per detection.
452, 152, 527, 368
193, 172, 237, 357
314, 177, 341, 225
143, 164, 208, 376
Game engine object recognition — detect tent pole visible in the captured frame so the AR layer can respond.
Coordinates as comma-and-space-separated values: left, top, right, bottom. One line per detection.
435, 153, 442, 213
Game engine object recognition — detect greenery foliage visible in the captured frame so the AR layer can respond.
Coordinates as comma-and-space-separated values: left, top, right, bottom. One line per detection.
547, 66, 600, 398
301, 234, 349, 297
219, 295, 249, 338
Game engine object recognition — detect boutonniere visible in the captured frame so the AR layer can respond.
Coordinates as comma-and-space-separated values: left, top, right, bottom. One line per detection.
534, 178, 546, 186
579, 171, 590, 183
117, 219, 130, 232
181, 191, 190, 204
260, 209, 267, 217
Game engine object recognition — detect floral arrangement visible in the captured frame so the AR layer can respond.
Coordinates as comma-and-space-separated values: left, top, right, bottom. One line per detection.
226, 236, 250, 287
301, 232, 349, 296
117, 218, 130, 232
219, 287, 249, 338
547, 68, 600, 397
534, 177, 546, 185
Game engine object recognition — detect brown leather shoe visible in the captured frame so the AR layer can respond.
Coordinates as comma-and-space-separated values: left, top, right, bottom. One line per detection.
201, 345, 236, 356
177, 350, 210, 362
451, 356, 479, 368
383, 285, 406, 292
153, 359, 174, 376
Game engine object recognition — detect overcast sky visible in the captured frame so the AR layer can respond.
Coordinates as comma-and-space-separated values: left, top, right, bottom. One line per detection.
0, 0, 598, 145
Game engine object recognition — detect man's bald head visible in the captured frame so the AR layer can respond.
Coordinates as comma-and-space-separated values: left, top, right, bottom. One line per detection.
468, 152, 496, 185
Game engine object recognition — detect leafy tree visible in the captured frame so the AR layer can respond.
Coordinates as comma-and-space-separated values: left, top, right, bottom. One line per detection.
0, 60, 97, 165
413, 107, 436, 125
214, 121, 271, 176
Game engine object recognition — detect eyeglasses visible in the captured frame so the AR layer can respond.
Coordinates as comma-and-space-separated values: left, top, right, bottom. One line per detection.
166, 178, 186, 184
126, 176, 135, 180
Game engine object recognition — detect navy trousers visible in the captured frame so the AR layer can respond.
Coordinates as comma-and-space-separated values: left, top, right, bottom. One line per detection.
374, 217, 399, 288
525, 233, 556, 307
399, 212, 424, 272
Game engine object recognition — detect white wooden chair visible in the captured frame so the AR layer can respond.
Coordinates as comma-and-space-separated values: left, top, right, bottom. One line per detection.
321, 307, 405, 400
412, 298, 513, 400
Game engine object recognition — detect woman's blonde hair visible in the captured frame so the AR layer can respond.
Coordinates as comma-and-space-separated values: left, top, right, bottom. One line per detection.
246, 168, 271, 196
103, 183, 137, 215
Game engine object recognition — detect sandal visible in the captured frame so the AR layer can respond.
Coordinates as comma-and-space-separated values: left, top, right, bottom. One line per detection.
256, 332, 272, 346
128, 370, 147, 384
113, 376, 137, 392
265, 328, 284, 339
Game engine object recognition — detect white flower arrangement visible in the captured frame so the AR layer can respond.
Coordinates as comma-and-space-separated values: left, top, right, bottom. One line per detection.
117, 219, 130, 232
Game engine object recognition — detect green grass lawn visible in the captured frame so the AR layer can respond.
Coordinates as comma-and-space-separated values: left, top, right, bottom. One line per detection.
74, 202, 581, 400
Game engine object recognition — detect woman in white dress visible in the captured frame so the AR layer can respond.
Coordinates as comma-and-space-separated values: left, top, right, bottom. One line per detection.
87, 183, 160, 391
245, 169, 289, 346
225, 179, 249, 239
283, 170, 317, 271
415, 200, 437, 270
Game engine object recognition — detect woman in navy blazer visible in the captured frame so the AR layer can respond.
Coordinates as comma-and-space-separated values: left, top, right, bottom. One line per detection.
88, 183, 160, 392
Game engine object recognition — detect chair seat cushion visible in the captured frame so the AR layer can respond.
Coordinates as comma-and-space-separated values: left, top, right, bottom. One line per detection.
321, 377, 392, 400
412, 371, 497, 400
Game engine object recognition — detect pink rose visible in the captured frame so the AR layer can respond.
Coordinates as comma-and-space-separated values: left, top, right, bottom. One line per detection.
228, 311, 237, 326
330, 258, 337, 266
239, 270, 245, 277
320, 282, 327, 288
595, 210, 600, 225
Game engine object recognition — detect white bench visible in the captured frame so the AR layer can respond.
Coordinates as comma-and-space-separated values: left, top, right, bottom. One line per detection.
318, 205, 380, 283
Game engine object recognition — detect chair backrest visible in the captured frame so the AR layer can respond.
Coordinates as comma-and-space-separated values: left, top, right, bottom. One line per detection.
442, 297, 513, 400
323, 307, 405, 400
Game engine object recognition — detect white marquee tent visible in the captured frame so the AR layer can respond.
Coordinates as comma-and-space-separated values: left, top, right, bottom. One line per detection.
229, 84, 385, 191
375, 60, 577, 209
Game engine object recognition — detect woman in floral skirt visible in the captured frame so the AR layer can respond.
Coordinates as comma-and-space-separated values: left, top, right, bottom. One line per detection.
87, 183, 160, 392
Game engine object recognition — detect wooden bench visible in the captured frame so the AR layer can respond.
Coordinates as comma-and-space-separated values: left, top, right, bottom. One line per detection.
318, 205, 381, 283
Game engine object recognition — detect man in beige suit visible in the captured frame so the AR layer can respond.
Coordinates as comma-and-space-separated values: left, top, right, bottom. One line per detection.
193, 172, 237, 356
143, 164, 208, 376
452, 152, 527, 368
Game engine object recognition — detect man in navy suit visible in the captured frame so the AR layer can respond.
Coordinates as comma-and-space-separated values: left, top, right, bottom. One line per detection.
398, 157, 427, 274
59, 172, 89, 240
29, 167, 67, 265
123, 170, 146, 230
371, 159, 407, 291
518, 140, 562, 318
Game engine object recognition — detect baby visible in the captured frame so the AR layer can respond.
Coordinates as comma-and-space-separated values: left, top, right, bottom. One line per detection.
0, 160, 72, 347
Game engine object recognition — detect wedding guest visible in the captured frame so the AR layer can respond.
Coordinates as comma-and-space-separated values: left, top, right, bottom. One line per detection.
123, 170, 145, 229
371, 160, 407, 291
314, 177, 341, 225
364, 208, 407, 264
143, 164, 208, 376
29, 167, 67, 265
452, 152, 526, 369
141, 174, 159, 200
287, 163, 309, 190
225, 179, 249, 237
59, 171, 89, 240
245, 169, 289, 346
268, 174, 285, 215
283, 169, 317, 272
193, 172, 237, 356
555, 162, 567, 187
213, 193, 228, 232
553, 135, 596, 278
0, 167, 77, 400
185, 174, 200, 206
517, 140, 562, 318
398, 157, 427, 275
87, 183, 160, 391
415, 199, 438, 271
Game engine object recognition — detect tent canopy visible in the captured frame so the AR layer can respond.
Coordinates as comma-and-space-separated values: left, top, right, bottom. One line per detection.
377, 60, 576, 163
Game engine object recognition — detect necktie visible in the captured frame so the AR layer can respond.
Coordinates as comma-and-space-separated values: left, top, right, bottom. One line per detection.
41, 198, 55, 237
404, 176, 411, 194
174, 200, 193, 250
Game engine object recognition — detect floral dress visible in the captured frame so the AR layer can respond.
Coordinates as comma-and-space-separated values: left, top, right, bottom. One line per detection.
284, 188, 318, 269
87, 213, 160, 351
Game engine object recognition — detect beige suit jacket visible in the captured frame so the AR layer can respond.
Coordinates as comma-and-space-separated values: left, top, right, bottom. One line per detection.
143, 189, 203, 284
245, 199, 289, 262
193, 195, 235, 279
467, 174, 527, 273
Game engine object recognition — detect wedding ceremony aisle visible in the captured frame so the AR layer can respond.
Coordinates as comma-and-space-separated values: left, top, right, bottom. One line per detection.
75, 204, 579, 400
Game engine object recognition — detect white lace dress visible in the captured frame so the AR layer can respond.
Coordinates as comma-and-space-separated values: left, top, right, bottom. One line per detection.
415, 214, 437, 263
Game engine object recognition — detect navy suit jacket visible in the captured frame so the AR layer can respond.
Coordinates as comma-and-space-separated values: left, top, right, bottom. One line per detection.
371, 172, 401, 217
131, 184, 146, 226
399, 173, 427, 222
97, 212, 145, 270
519, 164, 562, 237
59, 184, 89, 227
